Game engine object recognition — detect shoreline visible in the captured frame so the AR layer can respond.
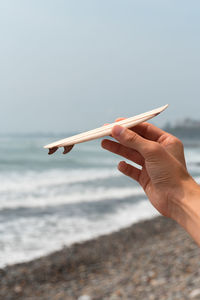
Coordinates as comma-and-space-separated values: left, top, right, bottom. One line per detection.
1, 216, 200, 300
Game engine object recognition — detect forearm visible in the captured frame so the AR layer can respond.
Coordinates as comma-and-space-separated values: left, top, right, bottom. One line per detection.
170, 179, 200, 246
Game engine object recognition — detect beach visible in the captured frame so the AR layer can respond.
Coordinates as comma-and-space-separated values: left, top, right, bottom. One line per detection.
1, 216, 200, 300
1, 135, 200, 299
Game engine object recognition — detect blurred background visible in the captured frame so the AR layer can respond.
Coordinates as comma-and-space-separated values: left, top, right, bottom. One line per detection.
0, 0, 200, 268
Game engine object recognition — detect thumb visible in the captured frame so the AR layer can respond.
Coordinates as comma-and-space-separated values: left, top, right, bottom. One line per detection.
112, 125, 156, 158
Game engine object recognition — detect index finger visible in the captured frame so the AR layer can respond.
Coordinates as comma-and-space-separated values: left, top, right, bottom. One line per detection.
131, 122, 169, 142
114, 118, 168, 142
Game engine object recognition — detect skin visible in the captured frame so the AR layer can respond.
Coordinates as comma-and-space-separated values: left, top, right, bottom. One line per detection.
101, 121, 200, 246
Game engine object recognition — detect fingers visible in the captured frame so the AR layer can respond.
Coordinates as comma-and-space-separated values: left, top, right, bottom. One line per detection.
130, 122, 186, 166
131, 122, 168, 142
118, 161, 141, 182
109, 118, 169, 143
111, 125, 153, 158
101, 139, 144, 166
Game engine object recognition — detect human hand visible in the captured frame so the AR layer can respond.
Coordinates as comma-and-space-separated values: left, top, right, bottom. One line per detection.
101, 121, 198, 220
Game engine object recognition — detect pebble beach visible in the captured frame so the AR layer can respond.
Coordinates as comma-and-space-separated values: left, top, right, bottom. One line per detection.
1, 216, 200, 300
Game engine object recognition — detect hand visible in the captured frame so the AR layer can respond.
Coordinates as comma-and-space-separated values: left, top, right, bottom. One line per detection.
101, 121, 198, 220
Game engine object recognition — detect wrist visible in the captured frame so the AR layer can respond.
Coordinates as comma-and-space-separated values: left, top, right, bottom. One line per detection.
170, 177, 200, 245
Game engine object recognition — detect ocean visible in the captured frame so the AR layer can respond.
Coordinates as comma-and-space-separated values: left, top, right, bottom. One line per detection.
0, 133, 200, 268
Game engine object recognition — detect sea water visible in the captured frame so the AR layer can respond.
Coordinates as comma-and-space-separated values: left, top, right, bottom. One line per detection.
0, 134, 200, 267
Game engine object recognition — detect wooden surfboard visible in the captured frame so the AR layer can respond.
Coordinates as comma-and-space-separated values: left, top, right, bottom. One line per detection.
44, 104, 168, 155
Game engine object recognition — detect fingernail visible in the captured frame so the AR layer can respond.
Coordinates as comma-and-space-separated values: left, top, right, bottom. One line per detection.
112, 125, 125, 137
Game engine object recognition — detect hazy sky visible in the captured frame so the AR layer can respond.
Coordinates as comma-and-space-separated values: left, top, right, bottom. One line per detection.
0, 0, 200, 133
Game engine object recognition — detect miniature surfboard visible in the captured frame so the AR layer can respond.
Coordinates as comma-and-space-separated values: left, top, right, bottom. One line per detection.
44, 104, 168, 155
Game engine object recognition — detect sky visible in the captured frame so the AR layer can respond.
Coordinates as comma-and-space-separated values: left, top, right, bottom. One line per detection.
0, 0, 200, 133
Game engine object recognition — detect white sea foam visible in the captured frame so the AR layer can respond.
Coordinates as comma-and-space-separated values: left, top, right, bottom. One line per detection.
0, 168, 120, 193
0, 167, 144, 210
0, 186, 144, 209
0, 199, 158, 268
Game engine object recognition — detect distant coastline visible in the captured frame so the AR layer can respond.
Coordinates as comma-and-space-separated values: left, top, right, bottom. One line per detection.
163, 118, 200, 139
